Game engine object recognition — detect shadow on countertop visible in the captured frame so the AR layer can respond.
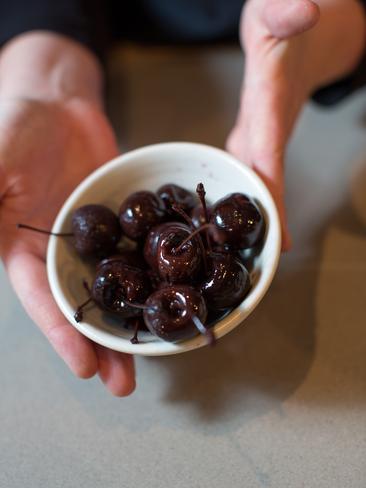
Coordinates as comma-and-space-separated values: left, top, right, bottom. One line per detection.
143, 155, 366, 425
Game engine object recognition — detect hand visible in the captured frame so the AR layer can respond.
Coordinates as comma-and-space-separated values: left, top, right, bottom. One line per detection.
0, 98, 135, 396
227, 0, 320, 250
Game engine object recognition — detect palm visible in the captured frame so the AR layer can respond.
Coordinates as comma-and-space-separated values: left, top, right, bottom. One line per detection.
0, 99, 135, 396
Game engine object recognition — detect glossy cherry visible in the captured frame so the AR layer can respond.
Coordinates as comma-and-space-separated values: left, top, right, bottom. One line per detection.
210, 193, 265, 249
18, 204, 122, 258
144, 222, 202, 284
71, 205, 122, 257
119, 191, 166, 240
143, 285, 212, 343
91, 261, 151, 318
200, 252, 250, 310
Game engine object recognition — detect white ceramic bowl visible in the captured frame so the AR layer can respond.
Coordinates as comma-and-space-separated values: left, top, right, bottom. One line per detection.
47, 142, 281, 356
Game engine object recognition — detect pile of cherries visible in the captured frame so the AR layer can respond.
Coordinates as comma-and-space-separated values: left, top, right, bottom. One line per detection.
18, 183, 265, 345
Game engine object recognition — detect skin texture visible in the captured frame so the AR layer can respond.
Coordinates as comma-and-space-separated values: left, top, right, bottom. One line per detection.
0, 0, 366, 396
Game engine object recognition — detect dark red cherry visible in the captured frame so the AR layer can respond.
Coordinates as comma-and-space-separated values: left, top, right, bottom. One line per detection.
200, 252, 250, 310
18, 204, 122, 259
157, 183, 197, 216
92, 261, 151, 318
71, 205, 122, 258
119, 191, 166, 240
144, 222, 202, 283
143, 285, 209, 342
210, 193, 265, 249
143, 222, 172, 270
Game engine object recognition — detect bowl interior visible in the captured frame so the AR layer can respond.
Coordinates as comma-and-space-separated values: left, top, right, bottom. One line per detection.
47, 143, 281, 356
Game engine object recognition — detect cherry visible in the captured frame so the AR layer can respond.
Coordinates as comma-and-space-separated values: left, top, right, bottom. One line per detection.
144, 222, 202, 284
71, 205, 122, 257
143, 285, 214, 343
18, 204, 122, 258
171, 203, 209, 273
200, 252, 250, 310
157, 183, 197, 217
210, 193, 265, 249
119, 191, 166, 240
91, 261, 152, 318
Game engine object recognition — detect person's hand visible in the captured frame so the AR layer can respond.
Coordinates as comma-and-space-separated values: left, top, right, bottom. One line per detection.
0, 98, 135, 396
227, 0, 321, 250
0, 33, 136, 396
227, 0, 366, 251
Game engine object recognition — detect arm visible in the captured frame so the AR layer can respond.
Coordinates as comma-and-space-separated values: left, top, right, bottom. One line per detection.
0, 32, 135, 396
227, 0, 366, 250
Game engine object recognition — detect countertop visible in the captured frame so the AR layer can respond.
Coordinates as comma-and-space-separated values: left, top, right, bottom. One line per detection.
1, 45, 366, 488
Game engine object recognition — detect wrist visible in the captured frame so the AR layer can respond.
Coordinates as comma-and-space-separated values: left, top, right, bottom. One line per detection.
0, 31, 104, 108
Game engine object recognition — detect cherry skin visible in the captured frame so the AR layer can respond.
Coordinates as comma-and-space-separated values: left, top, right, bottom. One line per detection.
119, 191, 166, 240
144, 222, 202, 284
210, 193, 265, 249
143, 285, 208, 342
71, 204, 122, 258
200, 252, 250, 310
157, 183, 197, 217
91, 261, 151, 318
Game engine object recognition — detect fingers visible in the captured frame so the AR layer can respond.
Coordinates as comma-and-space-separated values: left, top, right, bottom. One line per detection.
5, 250, 98, 378
96, 345, 136, 397
250, 160, 292, 252
5, 249, 136, 396
262, 0, 320, 39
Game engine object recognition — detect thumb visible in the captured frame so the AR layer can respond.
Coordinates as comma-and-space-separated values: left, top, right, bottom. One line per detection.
262, 0, 320, 39
227, 127, 292, 252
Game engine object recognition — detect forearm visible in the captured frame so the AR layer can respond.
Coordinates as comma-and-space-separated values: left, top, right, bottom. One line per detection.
0, 31, 104, 107
302, 0, 366, 93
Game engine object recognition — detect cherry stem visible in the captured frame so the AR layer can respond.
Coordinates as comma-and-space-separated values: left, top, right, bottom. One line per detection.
130, 318, 140, 344
17, 223, 73, 237
74, 297, 93, 323
121, 299, 152, 311
196, 182, 212, 252
173, 223, 216, 254
191, 315, 216, 346
116, 292, 159, 312
171, 204, 208, 273
74, 280, 95, 322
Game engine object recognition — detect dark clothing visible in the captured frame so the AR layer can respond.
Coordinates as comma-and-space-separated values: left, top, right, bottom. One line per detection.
0, 0, 365, 105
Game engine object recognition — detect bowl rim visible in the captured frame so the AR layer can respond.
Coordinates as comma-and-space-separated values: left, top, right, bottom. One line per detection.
47, 142, 281, 356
